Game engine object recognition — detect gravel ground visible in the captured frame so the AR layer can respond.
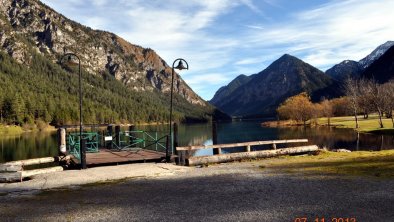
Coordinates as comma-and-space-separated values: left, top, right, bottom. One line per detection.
0, 161, 393, 222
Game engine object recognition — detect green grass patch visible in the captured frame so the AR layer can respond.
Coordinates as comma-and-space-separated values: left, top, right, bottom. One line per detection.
0, 124, 24, 135
264, 150, 394, 178
317, 115, 394, 133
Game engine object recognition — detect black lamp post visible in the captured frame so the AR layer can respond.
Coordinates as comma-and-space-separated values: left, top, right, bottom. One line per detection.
167, 58, 189, 162
60, 53, 86, 169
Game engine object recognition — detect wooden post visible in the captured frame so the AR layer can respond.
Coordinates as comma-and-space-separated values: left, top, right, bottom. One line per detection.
58, 128, 66, 155
212, 121, 219, 155
129, 125, 135, 147
107, 125, 113, 149
115, 125, 121, 147
272, 143, 277, 150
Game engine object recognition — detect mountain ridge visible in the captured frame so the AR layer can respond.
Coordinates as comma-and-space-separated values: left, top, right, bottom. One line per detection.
0, 0, 229, 125
0, 0, 205, 106
210, 54, 333, 117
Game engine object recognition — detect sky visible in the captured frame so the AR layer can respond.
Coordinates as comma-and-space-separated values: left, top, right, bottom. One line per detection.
41, 0, 394, 100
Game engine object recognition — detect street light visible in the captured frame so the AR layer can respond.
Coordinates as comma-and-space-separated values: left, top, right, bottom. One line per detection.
167, 58, 189, 162
60, 53, 86, 169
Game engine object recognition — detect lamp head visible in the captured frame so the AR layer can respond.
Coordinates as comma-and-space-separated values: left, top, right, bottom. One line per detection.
65, 55, 78, 66
174, 60, 188, 70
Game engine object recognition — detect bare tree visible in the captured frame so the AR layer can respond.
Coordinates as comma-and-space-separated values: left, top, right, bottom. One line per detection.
382, 80, 394, 127
358, 79, 374, 119
369, 80, 385, 128
320, 99, 333, 126
344, 78, 359, 128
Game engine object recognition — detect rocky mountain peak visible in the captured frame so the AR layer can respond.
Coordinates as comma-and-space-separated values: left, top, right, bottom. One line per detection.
325, 60, 361, 80
0, 0, 205, 106
359, 41, 394, 69
210, 54, 332, 117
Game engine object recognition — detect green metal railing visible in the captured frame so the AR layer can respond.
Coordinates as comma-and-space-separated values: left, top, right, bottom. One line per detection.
67, 130, 168, 160
113, 130, 168, 152
67, 132, 99, 160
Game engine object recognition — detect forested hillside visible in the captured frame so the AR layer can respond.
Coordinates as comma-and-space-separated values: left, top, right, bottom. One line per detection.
0, 0, 227, 127
0, 50, 216, 126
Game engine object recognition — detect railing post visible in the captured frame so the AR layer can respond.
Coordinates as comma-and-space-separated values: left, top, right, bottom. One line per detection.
107, 125, 113, 149
115, 125, 121, 148
80, 138, 87, 169
212, 121, 219, 155
165, 135, 170, 162
155, 131, 158, 151
129, 125, 135, 147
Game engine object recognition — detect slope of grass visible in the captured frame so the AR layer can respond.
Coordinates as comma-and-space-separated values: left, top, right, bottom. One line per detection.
263, 150, 394, 178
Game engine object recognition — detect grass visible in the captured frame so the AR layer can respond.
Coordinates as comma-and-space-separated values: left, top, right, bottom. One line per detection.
0, 123, 56, 136
0, 124, 24, 135
262, 150, 394, 179
317, 114, 394, 133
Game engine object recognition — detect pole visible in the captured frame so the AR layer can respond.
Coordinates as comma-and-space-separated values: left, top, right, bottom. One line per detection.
80, 138, 86, 169
167, 66, 175, 162
78, 57, 86, 169
60, 53, 85, 169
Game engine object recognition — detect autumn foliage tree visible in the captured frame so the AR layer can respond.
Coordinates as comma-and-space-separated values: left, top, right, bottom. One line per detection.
277, 92, 314, 126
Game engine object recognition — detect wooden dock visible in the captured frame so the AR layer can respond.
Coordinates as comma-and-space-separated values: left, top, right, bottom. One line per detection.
85, 149, 166, 166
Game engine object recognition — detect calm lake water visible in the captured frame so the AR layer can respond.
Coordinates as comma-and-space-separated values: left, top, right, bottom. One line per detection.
1, 120, 394, 163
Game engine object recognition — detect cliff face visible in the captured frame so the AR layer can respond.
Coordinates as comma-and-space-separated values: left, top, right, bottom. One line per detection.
0, 0, 205, 106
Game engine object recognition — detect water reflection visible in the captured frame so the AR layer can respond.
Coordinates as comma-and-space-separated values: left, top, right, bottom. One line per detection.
0, 132, 58, 163
1, 121, 393, 162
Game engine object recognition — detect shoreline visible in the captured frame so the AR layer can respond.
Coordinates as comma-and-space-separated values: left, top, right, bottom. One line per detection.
262, 116, 394, 134
1, 150, 393, 196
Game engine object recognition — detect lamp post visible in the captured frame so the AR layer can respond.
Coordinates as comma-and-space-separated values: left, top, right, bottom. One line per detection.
60, 53, 86, 169
167, 58, 188, 162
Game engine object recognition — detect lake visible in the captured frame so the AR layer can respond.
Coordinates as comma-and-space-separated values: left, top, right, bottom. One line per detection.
1, 120, 394, 163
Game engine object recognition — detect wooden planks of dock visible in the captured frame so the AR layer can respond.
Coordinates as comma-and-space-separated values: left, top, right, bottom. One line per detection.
85, 149, 166, 166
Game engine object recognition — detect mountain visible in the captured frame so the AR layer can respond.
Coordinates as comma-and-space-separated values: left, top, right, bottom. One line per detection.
359, 41, 394, 69
325, 60, 361, 81
361, 45, 394, 83
210, 54, 333, 117
325, 41, 394, 80
0, 0, 225, 125
209, 74, 253, 107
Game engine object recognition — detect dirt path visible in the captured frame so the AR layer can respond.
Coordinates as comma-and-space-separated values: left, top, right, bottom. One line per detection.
1, 161, 393, 222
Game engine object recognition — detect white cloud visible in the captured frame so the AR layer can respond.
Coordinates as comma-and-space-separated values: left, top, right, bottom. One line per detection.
244, 0, 394, 70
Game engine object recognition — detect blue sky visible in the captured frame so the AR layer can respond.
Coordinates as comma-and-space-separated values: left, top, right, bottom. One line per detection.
41, 0, 394, 100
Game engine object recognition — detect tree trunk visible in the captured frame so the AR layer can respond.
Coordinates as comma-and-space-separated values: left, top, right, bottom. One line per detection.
327, 117, 331, 126
186, 145, 319, 166
354, 110, 359, 128
377, 109, 384, 128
